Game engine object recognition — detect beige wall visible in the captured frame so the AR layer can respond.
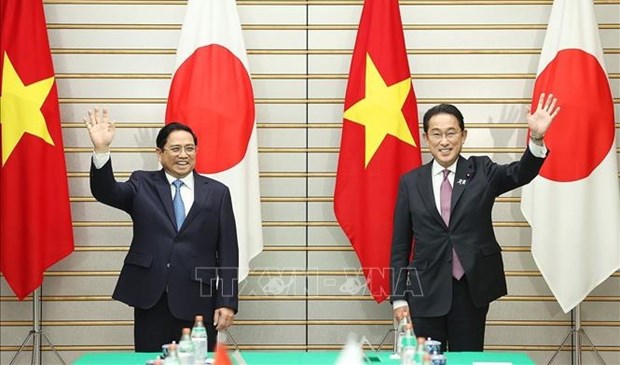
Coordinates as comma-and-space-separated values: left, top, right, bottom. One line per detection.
1, 1, 619, 364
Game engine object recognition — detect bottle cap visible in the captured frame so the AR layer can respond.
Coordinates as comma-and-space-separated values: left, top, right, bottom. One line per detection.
182, 328, 191, 335
195, 315, 203, 322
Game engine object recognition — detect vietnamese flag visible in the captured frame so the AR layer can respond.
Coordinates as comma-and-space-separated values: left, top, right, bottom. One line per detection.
334, 0, 422, 302
166, 0, 263, 281
521, 0, 620, 312
0, 0, 74, 299
213, 342, 233, 365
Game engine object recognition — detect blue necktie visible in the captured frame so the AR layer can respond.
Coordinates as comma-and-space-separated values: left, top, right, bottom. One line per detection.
172, 180, 185, 231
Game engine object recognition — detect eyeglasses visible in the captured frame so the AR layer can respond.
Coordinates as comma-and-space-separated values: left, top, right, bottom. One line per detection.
162, 145, 197, 155
428, 130, 462, 142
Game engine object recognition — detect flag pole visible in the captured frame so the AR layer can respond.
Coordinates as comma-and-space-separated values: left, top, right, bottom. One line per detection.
9, 287, 66, 365
546, 303, 607, 365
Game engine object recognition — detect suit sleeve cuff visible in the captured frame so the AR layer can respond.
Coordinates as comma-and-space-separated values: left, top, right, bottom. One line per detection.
393, 300, 408, 310
92, 151, 110, 169
528, 140, 547, 158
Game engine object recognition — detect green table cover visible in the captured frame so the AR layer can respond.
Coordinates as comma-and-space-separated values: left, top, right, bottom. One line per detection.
73, 350, 535, 365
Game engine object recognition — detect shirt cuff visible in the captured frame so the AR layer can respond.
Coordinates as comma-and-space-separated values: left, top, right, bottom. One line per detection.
528, 139, 547, 158
393, 300, 409, 310
92, 151, 110, 169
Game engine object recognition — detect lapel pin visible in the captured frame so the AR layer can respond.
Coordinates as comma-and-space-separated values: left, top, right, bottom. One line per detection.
457, 179, 467, 185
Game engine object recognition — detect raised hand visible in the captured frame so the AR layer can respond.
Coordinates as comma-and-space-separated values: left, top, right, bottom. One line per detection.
84, 107, 115, 153
527, 93, 560, 140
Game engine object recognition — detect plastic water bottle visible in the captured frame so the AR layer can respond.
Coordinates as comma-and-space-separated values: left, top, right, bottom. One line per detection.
395, 319, 405, 356
164, 343, 180, 365
414, 337, 427, 365
400, 324, 416, 365
177, 328, 195, 365
190, 315, 208, 364
395, 310, 411, 357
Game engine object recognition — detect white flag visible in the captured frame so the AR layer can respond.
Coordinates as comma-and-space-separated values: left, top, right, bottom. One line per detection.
521, 0, 620, 312
334, 335, 364, 365
166, 0, 263, 281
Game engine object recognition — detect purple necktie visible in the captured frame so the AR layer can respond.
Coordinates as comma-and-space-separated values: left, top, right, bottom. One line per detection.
441, 170, 465, 280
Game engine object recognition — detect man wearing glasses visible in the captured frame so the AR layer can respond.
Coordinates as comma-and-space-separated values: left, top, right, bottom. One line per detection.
391, 94, 560, 352
85, 108, 238, 352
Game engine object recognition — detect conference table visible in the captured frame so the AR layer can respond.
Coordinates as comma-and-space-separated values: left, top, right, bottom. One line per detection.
73, 350, 536, 364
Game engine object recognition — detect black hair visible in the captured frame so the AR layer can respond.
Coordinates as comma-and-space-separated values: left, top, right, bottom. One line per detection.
422, 104, 465, 133
156, 122, 198, 149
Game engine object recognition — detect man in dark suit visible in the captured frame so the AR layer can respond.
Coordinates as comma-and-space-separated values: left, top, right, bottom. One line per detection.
84, 108, 238, 352
391, 94, 560, 352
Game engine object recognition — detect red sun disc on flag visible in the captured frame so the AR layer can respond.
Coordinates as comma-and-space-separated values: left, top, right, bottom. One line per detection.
532, 49, 614, 182
166, 44, 255, 173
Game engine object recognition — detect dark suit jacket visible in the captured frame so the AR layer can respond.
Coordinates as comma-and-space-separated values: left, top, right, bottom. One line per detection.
90, 159, 239, 321
391, 148, 545, 317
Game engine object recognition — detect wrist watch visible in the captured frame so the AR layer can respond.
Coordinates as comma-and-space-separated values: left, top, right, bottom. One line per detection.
530, 133, 544, 141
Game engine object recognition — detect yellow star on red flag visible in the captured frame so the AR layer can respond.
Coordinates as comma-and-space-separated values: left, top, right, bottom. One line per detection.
1, 0, 74, 301
343, 54, 416, 167
0, 52, 55, 165
334, 0, 422, 302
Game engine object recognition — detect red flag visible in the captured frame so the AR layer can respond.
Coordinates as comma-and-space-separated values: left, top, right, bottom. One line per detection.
0, 0, 74, 299
334, 0, 422, 302
521, 0, 619, 312
213, 343, 232, 365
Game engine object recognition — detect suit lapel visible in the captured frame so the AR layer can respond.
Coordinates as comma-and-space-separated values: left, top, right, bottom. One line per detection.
451, 156, 475, 213
415, 162, 446, 229
180, 172, 210, 233
154, 170, 177, 229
